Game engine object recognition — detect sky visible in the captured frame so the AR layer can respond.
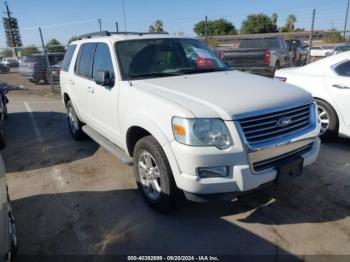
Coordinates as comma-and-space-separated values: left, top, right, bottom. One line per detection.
0, 0, 348, 48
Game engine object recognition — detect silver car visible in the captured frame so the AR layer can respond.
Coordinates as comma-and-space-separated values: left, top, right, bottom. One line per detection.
0, 156, 17, 261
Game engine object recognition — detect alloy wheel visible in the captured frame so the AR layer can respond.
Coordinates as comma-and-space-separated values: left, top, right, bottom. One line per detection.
318, 104, 330, 136
138, 150, 161, 200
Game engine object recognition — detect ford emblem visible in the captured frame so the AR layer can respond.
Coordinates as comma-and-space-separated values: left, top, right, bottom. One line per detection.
276, 117, 292, 127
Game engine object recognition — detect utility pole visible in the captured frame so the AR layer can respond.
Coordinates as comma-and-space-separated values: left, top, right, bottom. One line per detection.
205, 16, 208, 46
344, 0, 350, 39
116, 21, 119, 32
307, 9, 316, 64
98, 18, 102, 32
39, 27, 54, 91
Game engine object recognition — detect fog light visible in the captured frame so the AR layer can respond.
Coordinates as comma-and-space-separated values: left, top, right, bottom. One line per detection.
198, 167, 228, 178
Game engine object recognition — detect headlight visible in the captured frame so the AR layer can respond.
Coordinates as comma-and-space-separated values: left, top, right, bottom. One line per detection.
172, 117, 233, 150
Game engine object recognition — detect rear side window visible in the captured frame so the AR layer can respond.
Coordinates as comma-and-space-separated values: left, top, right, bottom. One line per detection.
334, 60, 350, 77
75, 43, 97, 78
62, 46, 76, 71
93, 43, 115, 81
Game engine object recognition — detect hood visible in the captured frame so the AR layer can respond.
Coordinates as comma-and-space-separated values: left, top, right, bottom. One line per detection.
132, 70, 313, 120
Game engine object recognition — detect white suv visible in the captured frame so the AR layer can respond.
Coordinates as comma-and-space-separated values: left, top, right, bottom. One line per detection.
60, 31, 321, 212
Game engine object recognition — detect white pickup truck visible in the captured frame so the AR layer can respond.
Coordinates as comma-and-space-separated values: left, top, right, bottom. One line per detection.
60, 31, 321, 212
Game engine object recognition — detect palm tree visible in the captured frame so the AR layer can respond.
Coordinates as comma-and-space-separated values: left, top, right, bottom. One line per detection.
286, 15, 297, 32
149, 20, 164, 32
271, 13, 278, 26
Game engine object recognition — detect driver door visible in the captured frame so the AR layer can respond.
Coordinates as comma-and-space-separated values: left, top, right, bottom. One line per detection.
88, 43, 120, 144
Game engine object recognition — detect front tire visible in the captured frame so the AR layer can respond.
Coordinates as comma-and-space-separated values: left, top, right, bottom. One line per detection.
133, 136, 178, 213
66, 100, 85, 140
7, 195, 18, 260
316, 99, 338, 139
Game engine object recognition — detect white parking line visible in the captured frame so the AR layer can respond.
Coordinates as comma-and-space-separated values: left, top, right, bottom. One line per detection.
24, 102, 44, 143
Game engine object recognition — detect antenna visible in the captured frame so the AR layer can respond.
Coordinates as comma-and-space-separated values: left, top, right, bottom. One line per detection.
122, 0, 127, 39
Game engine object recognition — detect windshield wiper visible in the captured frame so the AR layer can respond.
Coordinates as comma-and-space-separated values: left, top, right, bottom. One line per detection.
129, 72, 176, 79
177, 68, 230, 75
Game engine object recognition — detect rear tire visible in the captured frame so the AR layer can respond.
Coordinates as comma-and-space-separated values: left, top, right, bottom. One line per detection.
133, 135, 178, 213
66, 100, 85, 140
316, 99, 338, 139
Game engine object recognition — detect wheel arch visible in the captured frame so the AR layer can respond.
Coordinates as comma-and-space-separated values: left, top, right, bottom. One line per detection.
124, 116, 171, 157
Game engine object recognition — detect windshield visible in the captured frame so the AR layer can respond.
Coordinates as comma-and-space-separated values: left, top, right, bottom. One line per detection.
115, 38, 229, 80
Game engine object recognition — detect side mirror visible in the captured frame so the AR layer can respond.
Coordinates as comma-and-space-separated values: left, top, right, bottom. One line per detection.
95, 70, 114, 87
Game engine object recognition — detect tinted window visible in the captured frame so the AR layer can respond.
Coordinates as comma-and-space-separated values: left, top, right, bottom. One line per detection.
62, 45, 76, 71
93, 43, 115, 81
76, 43, 97, 78
48, 54, 64, 66
334, 61, 350, 76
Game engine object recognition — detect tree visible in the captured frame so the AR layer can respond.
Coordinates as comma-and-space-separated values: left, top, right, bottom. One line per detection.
20, 46, 39, 56
194, 18, 237, 36
46, 39, 65, 52
149, 20, 164, 32
68, 36, 78, 44
324, 29, 345, 43
271, 13, 278, 26
240, 14, 278, 34
280, 14, 297, 32
0, 49, 14, 57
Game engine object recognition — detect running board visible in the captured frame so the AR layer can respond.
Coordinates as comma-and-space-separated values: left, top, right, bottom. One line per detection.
82, 125, 133, 165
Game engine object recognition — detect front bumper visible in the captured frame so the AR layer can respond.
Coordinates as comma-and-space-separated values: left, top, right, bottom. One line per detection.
164, 129, 320, 197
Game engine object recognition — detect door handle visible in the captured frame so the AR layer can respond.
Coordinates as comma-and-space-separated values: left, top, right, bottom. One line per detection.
332, 84, 350, 89
69, 79, 74, 84
88, 86, 94, 93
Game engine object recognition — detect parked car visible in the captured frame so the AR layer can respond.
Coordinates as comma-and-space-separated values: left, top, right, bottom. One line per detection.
61, 32, 320, 212
286, 39, 308, 65
275, 51, 350, 138
216, 37, 293, 77
0, 64, 9, 74
309, 46, 335, 57
48, 61, 62, 83
1, 58, 19, 68
0, 156, 17, 261
19, 53, 64, 83
332, 44, 350, 55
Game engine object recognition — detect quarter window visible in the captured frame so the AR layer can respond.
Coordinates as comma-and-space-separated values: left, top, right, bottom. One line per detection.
61, 46, 75, 72
334, 60, 350, 77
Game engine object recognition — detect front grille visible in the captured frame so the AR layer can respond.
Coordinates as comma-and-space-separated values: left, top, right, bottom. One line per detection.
253, 144, 313, 172
238, 104, 311, 145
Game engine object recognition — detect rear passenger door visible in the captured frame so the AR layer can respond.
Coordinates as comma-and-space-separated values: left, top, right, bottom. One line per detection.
89, 43, 120, 143
72, 43, 97, 123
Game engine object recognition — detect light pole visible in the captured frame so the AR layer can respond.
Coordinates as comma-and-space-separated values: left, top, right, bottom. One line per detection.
344, 0, 350, 39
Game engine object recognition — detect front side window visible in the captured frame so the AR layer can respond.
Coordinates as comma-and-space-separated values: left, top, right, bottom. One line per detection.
93, 43, 115, 81
334, 60, 350, 77
76, 43, 97, 78
115, 38, 228, 80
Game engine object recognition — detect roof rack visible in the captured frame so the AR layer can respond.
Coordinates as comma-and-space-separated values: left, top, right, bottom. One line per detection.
77, 31, 169, 40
